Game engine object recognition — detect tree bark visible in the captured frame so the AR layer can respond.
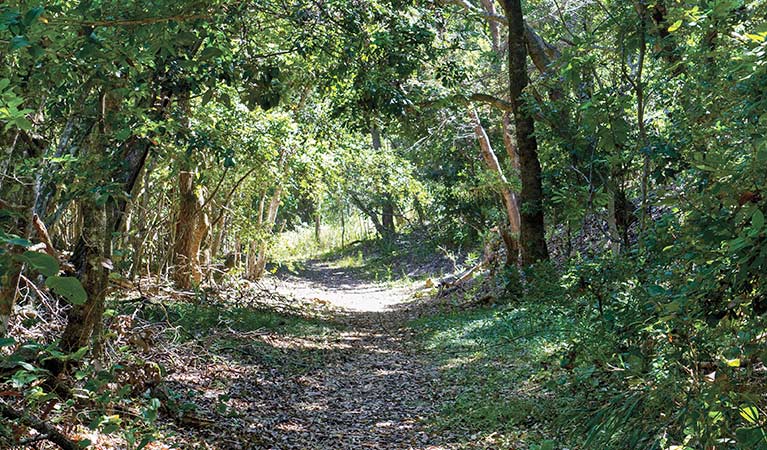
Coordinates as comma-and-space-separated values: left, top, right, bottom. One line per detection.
349, 193, 387, 237
0, 401, 80, 450
382, 196, 395, 236
314, 199, 322, 244
479, 0, 501, 53
0, 260, 22, 337
172, 171, 207, 289
248, 186, 283, 280
59, 195, 109, 355
501, 0, 549, 265
0, 198, 29, 337
469, 108, 520, 265
371, 124, 396, 238
607, 187, 621, 257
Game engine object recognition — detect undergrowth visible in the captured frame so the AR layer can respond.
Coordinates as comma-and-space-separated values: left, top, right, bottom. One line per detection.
411, 298, 572, 449
415, 253, 767, 449
271, 217, 372, 262
316, 231, 471, 284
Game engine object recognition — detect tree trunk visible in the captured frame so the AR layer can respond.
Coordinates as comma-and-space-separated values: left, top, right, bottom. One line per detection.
172, 171, 207, 289
0, 188, 31, 337
607, 187, 621, 257
382, 196, 395, 236
341, 203, 346, 247
502, 0, 549, 265
479, 0, 502, 53
210, 212, 227, 261
413, 196, 427, 227
59, 195, 109, 355
349, 193, 387, 238
314, 200, 322, 244
371, 124, 396, 238
469, 108, 520, 265
0, 259, 22, 337
248, 186, 283, 280
470, 109, 521, 233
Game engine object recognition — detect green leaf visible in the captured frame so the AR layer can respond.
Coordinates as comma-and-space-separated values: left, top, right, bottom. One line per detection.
137, 435, 156, 450
729, 237, 748, 252
199, 47, 223, 60
752, 209, 765, 232
0, 231, 31, 247
13, 116, 33, 130
18, 251, 59, 276
23, 7, 45, 26
0, 337, 16, 347
740, 405, 760, 424
115, 128, 131, 140
46, 276, 87, 305
10, 36, 31, 50
736, 427, 766, 446
667, 20, 682, 32
539, 441, 556, 450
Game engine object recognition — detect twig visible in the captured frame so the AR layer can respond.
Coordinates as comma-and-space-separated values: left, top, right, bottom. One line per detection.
0, 401, 80, 450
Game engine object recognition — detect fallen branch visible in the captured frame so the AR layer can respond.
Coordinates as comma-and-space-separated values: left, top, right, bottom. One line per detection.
0, 401, 79, 450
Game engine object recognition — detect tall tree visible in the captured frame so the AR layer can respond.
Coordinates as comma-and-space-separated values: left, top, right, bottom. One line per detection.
501, 0, 549, 264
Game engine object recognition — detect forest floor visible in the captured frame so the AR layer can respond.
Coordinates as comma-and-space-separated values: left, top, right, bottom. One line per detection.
138, 257, 462, 450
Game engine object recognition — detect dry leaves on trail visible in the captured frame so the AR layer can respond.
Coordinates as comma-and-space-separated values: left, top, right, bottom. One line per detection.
146, 263, 459, 449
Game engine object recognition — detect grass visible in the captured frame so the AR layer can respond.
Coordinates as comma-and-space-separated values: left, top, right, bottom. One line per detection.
271, 219, 473, 285
271, 216, 373, 263
140, 301, 341, 340
315, 231, 470, 285
132, 300, 345, 376
410, 303, 574, 449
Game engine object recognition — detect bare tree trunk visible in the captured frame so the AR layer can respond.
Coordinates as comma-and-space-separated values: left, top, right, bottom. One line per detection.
607, 188, 621, 257
0, 200, 30, 337
470, 108, 521, 265
248, 186, 283, 280
246, 240, 258, 278
58, 194, 109, 356
210, 212, 227, 261
382, 195, 395, 236
479, 0, 501, 53
341, 203, 346, 247
55, 89, 130, 366
0, 260, 22, 337
314, 199, 322, 244
172, 171, 206, 289
371, 124, 396, 238
502, 0, 549, 265
501, 113, 519, 170
129, 156, 154, 279
635, 13, 650, 238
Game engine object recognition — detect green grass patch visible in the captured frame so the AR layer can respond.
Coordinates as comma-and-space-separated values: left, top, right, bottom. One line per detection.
139, 301, 343, 340
271, 217, 372, 262
316, 232, 467, 284
130, 300, 346, 375
411, 305, 572, 449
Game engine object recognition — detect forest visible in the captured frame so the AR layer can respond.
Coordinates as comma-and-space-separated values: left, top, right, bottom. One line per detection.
1, 0, 767, 448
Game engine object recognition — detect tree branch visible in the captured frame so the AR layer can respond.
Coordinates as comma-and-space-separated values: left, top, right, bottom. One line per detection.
210, 165, 260, 228
0, 401, 79, 450
469, 93, 513, 111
